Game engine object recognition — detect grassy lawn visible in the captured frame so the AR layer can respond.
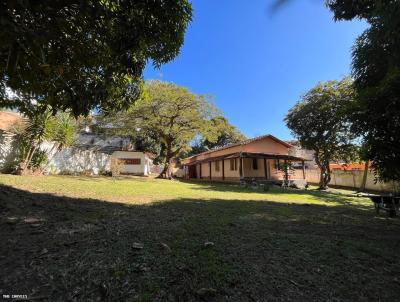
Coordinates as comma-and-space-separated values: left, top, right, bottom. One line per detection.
1, 175, 399, 301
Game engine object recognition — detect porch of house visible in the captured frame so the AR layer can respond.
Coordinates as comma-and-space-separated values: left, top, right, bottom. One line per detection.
184, 152, 306, 184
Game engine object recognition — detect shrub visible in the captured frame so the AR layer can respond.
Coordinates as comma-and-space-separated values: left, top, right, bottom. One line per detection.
111, 158, 124, 177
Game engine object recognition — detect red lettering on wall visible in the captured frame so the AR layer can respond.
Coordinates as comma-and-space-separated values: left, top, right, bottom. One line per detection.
120, 158, 141, 165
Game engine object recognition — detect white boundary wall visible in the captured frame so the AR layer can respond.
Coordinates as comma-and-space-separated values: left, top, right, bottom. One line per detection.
48, 147, 111, 175
305, 169, 397, 192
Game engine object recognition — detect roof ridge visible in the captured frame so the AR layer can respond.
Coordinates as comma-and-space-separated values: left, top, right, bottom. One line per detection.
186, 134, 292, 160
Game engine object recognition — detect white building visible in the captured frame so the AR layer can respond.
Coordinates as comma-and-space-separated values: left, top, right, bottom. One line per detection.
0, 111, 157, 176
111, 151, 154, 176
44, 132, 156, 176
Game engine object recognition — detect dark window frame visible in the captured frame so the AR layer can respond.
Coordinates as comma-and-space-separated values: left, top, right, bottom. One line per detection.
230, 158, 237, 171
275, 159, 281, 170
252, 158, 258, 170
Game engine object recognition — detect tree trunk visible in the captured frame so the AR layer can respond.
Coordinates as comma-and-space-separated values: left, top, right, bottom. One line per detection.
318, 162, 331, 190
157, 142, 175, 179
315, 153, 330, 190
159, 160, 171, 179
25, 144, 39, 171
359, 160, 370, 192
21, 147, 33, 171
20, 144, 38, 174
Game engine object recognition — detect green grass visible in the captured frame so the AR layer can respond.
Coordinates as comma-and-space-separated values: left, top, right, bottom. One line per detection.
1, 175, 399, 301
0, 174, 371, 206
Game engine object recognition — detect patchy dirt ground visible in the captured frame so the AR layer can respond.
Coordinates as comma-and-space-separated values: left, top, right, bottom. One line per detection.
1, 177, 400, 301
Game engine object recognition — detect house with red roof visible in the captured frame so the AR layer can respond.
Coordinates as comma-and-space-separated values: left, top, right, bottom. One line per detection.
181, 134, 307, 183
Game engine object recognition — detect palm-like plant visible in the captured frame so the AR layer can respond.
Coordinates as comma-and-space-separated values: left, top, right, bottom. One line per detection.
40, 113, 76, 173
18, 110, 54, 173
17, 110, 76, 174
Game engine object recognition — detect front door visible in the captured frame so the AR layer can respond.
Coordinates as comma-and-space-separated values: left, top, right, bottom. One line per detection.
188, 165, 197, 179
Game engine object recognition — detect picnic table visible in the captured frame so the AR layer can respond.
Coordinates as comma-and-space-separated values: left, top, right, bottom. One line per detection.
239, 178, 308, 190
239, 178, 275, 191
369, 195, 400, 217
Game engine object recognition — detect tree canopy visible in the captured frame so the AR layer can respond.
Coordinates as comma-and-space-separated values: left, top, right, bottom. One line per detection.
326, 0, 400, 182
189, 116, 246, 156
285, 78, 358, 189
97, 80, 222, 178
0, 0, 192, 116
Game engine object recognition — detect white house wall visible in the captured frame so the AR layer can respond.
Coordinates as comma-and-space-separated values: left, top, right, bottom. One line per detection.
43, 133, 131, 175
47, 147, 111, 175
0, 132, 17, 172
111, 151, 152, 176
0, 132, 155, 176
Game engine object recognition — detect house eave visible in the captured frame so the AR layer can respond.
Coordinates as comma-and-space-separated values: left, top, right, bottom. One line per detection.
183, 152, 308, 166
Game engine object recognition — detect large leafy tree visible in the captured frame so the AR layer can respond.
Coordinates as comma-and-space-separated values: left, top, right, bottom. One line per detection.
285, 78, 358, 189
326, 0, 400, 182
189, 116, 246, 156
0, 0, 192, 116
98, 80, 219, 178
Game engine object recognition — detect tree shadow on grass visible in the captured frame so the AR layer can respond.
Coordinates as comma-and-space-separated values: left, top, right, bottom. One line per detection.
1, 184, 399, 302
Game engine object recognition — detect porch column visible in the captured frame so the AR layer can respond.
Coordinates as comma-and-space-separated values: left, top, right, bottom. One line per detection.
199, 163, 202, 179
264, 158, 268, 179
242, 157, 245, 178
239, 157, 243, 178
209, 162, 212, 180
302, 160, 306, 179
222, 160, 225, 181
284, 159, 289, 183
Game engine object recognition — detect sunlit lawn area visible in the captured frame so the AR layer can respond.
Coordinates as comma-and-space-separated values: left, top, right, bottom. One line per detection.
1, 175, 399, 301
0, 175, 372, 206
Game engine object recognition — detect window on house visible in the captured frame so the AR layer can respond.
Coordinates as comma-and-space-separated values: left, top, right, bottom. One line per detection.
252, 158, 258, 170
230, 158, 237, 171
274, 159, 281, 170
215, 160, 220, 172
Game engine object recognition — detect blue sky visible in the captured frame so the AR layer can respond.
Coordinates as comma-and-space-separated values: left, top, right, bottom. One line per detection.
144, 0, 367, 140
